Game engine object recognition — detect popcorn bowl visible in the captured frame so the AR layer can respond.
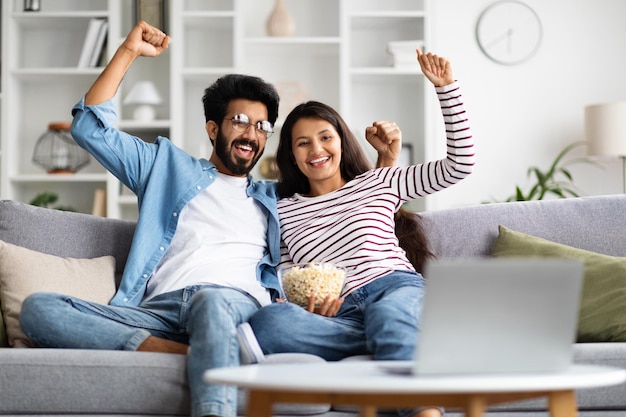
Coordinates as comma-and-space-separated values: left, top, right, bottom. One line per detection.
278, 262, 346, 308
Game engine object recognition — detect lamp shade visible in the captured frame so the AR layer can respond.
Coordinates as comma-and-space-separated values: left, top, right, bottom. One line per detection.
32, 122, 90, 173
123, 81, 163, 121
123, 81, 162, 105
584, 102, 626, 157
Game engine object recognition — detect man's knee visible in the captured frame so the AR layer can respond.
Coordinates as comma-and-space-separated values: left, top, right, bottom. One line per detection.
20, 292, 65, 337
189, 288, 257, 330
190, 288, 230, 314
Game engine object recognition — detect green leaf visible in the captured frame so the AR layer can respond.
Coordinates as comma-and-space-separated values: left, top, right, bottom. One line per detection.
559, 168, 573, 181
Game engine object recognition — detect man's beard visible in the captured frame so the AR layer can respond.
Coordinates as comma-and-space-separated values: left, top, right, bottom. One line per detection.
214, 130, 264, 176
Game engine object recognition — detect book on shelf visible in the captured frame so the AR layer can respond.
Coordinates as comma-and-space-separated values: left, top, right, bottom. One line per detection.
78, 18, 108, 68
90, 20, 109, 67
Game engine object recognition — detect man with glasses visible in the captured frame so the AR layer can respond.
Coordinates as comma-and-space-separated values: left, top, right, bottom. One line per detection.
20, 21, 398, 417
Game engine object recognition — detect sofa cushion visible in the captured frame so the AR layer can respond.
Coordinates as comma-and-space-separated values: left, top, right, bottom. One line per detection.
0, 349, 191, 415
491, 225, 626, 342
0, 200, 136, 287
0, 349, 331, 416
0, 240, 116, 347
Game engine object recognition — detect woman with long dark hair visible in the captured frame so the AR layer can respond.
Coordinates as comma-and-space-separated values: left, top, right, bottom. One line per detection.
240, 49, 474, 417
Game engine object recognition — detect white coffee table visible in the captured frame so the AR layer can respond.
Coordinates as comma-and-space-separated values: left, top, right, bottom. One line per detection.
204, 360, 626, 417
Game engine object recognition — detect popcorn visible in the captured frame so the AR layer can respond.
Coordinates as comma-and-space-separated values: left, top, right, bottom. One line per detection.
280, 263, 346, 308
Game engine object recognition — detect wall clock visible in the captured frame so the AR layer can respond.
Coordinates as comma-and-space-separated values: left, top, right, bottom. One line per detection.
475, 0, 542, 65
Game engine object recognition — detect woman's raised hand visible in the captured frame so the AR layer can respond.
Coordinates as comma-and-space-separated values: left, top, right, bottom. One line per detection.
416, 48, 455, 87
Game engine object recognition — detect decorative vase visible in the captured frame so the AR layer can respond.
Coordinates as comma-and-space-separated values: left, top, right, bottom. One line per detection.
266, 0, 295, 37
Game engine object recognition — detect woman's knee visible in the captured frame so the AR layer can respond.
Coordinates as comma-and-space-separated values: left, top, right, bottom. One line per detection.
248, 303, 301, 345
250, 302, 299, 327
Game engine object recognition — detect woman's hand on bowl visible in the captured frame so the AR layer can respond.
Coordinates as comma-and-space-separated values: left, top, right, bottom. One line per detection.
307, 292, 344, 316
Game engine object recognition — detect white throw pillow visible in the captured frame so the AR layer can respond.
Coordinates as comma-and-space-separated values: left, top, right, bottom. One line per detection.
0, 240, 116, 348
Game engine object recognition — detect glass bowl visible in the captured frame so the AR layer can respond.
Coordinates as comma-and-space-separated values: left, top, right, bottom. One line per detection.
278, 262, 346, 308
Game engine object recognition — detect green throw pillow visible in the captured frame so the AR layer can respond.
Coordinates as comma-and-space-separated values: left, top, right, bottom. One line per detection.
492, 225, 626, 343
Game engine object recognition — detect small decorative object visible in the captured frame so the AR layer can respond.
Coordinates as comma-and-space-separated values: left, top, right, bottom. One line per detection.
123, 80, 163, 121
32, 122, 90, 174
387, 40, 424, 68
92, 189, 107, 217
260, 156, 279, 180
266, 0, 295, 37
24, 0, 41, 11
134, 0, 167, 32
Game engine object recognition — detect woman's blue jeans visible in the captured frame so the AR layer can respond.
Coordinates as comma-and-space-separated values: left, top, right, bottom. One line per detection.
249, 271, 425, 360
20, 284, 261, 417
249, 271, 430, 417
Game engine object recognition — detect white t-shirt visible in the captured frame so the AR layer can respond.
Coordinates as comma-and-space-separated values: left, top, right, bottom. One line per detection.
145, 173, 271, 306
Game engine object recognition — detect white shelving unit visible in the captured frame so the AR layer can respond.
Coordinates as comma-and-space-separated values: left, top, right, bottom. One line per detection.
1, 0, 430, 220
0, 3, 3, 176
1, 1, 110, 216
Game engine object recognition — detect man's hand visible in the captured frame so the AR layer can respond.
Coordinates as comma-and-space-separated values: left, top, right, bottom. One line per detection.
366, 120, 402, 168
121, 21, 170, 58
85, 21, 169, 106
416, 48, 455, 87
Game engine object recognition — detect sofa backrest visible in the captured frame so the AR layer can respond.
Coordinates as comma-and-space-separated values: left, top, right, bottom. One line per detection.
0, 200, 136, 287
2, 194, 625, 285
420, 194, 626, 259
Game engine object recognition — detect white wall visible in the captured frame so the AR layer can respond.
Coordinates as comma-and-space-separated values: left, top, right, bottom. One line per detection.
426, 0, 626, 210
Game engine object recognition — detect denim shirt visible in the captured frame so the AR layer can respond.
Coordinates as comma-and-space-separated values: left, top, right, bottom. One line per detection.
71, 97, 281, 307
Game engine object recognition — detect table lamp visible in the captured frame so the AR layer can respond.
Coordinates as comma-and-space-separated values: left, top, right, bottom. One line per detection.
123, 80, 162, 121
584, 102, 626, 193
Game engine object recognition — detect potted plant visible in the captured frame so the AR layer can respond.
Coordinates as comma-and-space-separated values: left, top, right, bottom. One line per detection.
488, 141, 600, 203
29, 192, 76, 212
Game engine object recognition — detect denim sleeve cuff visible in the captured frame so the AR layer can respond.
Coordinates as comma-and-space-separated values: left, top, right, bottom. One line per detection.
72, 95, 118, 127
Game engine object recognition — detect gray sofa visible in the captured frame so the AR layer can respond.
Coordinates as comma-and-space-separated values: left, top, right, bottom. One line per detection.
0, 195, 625, 417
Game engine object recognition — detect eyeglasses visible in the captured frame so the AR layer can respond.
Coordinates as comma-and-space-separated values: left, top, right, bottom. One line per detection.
226, 114, 274, 139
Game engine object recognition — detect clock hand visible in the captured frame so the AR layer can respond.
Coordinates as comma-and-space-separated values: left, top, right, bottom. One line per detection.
506, 28, 513, 53
486, 28, 514, 50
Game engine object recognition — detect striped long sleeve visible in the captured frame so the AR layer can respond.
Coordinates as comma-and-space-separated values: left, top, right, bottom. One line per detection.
277, 82, 474, 296
392, 80, 474, 200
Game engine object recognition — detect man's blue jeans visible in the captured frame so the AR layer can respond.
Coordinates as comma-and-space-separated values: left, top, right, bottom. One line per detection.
20, 285, 261, 417
249, 271, 425, 361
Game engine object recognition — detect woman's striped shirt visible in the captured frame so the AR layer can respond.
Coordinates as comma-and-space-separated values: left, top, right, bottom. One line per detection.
277, 81, 475, 297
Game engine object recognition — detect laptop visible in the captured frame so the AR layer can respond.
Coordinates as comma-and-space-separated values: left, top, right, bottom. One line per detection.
382, 257, 584, 376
